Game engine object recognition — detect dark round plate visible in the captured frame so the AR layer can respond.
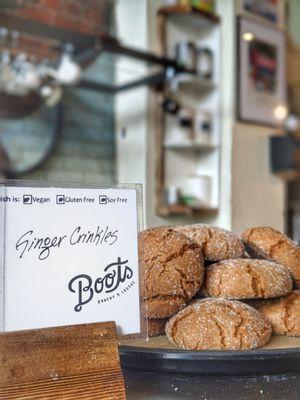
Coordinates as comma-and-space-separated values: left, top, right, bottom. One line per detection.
119, 337, 300, 375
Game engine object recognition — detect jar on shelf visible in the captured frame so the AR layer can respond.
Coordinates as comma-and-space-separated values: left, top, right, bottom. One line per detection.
178, 107, 194, 140
175, 41, 196, 70
164, 186, 181, 206
196, 47, 213, 80
180, 174, 212, 208
194, 110, 213, 145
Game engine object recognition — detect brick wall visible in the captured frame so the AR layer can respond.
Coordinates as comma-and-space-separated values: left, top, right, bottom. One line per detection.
3, 0, 114, 34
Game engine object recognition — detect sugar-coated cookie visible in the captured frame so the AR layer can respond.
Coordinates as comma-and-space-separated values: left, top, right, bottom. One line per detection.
250, 291, 300, 337
174, 224, 244, 262
242, 227, 300, 288
148, 318, 167, 337
140, 227, 204, 318
202, 259, 292, 299
166, 298, 272, 350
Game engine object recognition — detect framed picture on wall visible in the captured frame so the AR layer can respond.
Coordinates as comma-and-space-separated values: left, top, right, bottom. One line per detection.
237, 17, 287, 126
235, 0, 285, 28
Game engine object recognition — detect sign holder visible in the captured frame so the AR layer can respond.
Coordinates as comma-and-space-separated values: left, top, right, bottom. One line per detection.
0, 184, 6, 332
0, 180, 146, 339
0, 321, 126, 399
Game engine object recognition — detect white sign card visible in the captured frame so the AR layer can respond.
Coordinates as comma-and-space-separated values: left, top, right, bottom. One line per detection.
0, 183, 143, 337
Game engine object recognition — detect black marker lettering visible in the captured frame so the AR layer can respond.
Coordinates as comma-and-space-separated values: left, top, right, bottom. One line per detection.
15, 226, 119, 260
15, 230, 67, 260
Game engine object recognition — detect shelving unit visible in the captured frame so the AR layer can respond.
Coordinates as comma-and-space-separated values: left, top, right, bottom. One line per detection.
155, 5, 222, 217
157, 4, 220, 24
157, 203, 219, 218
171, 74, 216, 92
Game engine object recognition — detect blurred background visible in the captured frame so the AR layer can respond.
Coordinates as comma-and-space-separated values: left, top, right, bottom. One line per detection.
1, 0, 300, 240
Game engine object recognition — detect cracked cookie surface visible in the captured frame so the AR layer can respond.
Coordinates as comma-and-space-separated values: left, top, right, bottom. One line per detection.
165, 298, 272, 350
202, 259, 293, 299
139, 227, 204, 318
242, 226, 300, 288
174, 224, 244, 261
249, 291, 300, 337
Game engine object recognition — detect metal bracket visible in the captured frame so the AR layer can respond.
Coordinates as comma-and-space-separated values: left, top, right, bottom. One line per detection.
0, 12, 196, 93
78, 71, 166, 94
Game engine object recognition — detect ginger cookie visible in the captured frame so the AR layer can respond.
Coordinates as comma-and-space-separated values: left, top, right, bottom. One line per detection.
140, 227, 204, 319
242, 227, 300, 288
165, 298, 272, 350
250, 291, 300, 337
174, 224, 244, 262
148, 318, 167, 337
203, 259, 292, 299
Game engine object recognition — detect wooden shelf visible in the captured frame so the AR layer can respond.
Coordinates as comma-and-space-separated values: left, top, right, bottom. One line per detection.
157, 5, 220, 25
157, 203, 218, 217
172, 74, 216, 94
164, 142, 217, 151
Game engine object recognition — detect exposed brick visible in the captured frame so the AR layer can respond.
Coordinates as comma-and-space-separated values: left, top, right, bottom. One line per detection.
8, 0, 111, 34
41, 0, 62, 9
83, 8, 103, 25
61, 0, 83, 16
52, 12, 82, 31
81, 21, 103, 35
14, 6, 55, 25
20, 0, 42, 5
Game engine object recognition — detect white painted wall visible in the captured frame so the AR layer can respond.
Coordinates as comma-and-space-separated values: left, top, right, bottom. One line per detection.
231, 3, 286, 233
115, 0, 149, 226
288, 0, 300, 44
214, 0, 235, 229
232, 123, 285, 233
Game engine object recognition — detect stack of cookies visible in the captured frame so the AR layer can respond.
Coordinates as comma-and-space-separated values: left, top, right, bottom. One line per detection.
139, 225, 300, 350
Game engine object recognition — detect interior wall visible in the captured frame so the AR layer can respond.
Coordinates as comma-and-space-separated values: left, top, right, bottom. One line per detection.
283, 0, 300, 241
115, 0, 148, 228
214, 0, 235, 229
288, 0, 300, 44
231, 6, 286, 233
232, 123, 285, 233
